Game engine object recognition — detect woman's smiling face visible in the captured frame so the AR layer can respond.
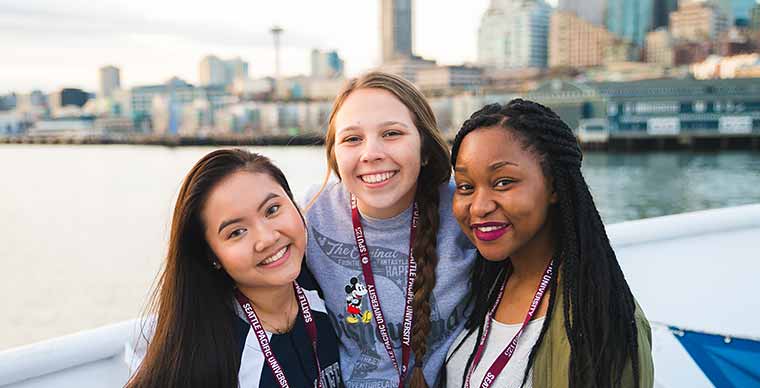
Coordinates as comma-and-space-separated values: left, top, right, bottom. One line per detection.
452, 126, 557, 262
202, 171, 305, 291
332, 88, 422, 219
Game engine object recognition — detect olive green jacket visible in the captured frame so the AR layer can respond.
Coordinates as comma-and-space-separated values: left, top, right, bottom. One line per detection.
532, 288, 655, 387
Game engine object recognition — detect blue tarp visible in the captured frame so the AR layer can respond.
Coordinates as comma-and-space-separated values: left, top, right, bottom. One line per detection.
672, 326, 760, 388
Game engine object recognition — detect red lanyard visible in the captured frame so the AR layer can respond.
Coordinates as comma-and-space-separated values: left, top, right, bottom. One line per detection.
350, 194, 418, 388
464, 260, 554, 388
235, 281, 323, 388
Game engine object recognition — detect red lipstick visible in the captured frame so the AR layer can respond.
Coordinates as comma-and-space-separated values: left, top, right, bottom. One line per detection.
471, 222, 510, 242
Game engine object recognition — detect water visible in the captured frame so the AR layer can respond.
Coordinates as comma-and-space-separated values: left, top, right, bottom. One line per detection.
1, 145, 759, 350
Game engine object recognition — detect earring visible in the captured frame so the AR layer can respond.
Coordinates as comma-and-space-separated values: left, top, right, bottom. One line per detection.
211, 261, 221, 270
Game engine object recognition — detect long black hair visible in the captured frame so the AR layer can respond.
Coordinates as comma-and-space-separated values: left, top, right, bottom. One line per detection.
127, 149, 302, 388
447, 99, 640, 388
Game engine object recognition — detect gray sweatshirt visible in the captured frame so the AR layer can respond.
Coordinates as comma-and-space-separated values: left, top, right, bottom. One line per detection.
304, 181, 476, 388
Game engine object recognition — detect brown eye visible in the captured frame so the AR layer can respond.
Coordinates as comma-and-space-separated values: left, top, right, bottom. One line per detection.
456, 182, 473, 193
265, 204, 281, 217
229, 228, 247, 239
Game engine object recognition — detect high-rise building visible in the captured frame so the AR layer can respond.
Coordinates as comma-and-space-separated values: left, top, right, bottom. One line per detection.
200, 55, 227, 86
605, 37, 639, 61
381, 0, 413, 63
224, 57, 249, 82
550, 11, 617, 68
311, 49, 345, 78
709, 0, 734, 24
752, 3, 760, 30
679, 0, 733, 23
671, 1, 729, 41
131, 77, 228, 133
478, 0, 551, 69
199, 56, 248, 86
557, 0, 606, 25
653, 0, 679, 28
606, 0, 654, 47
731, 0, 757, 25
99, 65, 121, 98
646, 28, 675, 66
558, 0, 680, 31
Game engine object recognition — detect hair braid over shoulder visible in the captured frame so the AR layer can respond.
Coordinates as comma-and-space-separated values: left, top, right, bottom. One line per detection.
408, 111, 451, 388
315, 71, 455, 388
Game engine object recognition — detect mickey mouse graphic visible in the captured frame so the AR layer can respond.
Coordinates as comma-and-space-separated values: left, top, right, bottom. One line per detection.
345, 277, 373, 324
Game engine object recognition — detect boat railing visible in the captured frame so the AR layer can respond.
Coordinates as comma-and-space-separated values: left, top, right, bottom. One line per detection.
607, 203, 760, 248
0, 319, 139, 386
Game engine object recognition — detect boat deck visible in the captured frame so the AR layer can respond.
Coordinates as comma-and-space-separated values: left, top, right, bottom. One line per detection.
2, 205, 759, 388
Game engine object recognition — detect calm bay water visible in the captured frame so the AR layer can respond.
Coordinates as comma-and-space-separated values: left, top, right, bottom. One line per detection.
1, 145, 759, 350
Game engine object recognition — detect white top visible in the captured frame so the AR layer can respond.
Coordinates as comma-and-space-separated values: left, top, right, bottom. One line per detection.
445, 317, 546, 388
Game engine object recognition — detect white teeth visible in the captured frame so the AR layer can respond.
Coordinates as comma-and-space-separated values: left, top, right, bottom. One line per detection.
361, 171, 396, 184
476, 225, 506, 232
260, 246, 287, 265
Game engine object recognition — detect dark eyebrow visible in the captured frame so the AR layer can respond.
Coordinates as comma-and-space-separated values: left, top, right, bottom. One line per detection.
491, 160, 518, 170
218, 217, 244, 234
454, 160, 518, 174
257, 192, 280, 212
217, 193, 280, 234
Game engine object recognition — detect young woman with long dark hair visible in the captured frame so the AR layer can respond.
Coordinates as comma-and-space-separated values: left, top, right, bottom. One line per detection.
443, 100, 653, 388
305, 71, 476, 388
127, 149, 343, 388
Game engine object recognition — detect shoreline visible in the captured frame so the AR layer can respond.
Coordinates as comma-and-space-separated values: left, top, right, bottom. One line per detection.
0, 134, 326, 147
3, 133, 760, 151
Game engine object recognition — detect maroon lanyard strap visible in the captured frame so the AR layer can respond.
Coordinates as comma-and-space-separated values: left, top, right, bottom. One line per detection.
350, 194, 417, 388
235, 281, 323, 388
464, 260, 554, 388
294, 282, 324, 388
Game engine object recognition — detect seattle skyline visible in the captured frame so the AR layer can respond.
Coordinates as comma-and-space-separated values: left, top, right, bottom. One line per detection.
1, 0, 563, 94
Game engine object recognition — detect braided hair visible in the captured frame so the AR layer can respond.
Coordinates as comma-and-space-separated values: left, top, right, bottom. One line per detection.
312, 71, 451, 388
448, 99, 640, 388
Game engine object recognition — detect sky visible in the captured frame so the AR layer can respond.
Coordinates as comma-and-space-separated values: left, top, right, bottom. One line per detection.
0, 0, 557, 94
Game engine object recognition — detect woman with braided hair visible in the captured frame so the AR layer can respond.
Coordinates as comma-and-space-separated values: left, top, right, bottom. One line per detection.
443, 99, 653, 388
305, 71, 477, 388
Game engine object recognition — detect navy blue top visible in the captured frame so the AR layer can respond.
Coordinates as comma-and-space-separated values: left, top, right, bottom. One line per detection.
232, 269, 344, 388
